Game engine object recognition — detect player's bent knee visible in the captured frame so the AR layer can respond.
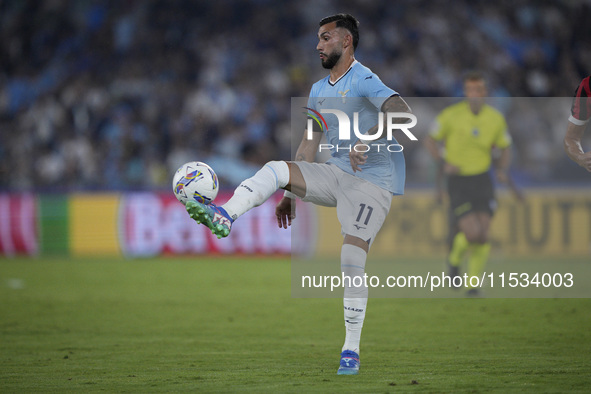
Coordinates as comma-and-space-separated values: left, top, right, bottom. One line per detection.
265, 160, 288, 172
285, 161, 307, 197
263, 160, 290, 189
266, 160, 287, 167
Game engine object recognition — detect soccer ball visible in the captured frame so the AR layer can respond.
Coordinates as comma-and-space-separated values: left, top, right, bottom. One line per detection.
172, 161, 219, 205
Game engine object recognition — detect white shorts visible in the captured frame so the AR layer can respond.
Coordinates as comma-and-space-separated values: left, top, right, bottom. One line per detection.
293, 162, 392, 245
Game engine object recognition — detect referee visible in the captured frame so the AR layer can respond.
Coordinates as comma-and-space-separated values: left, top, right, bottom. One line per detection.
425, 72, 513, 296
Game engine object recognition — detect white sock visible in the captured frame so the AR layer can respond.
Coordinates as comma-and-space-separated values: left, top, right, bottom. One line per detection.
341, 244, 368, 355
222, 161, 290, 220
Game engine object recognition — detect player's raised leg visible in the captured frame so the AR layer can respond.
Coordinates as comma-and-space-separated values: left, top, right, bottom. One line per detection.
186, 161, 304, 238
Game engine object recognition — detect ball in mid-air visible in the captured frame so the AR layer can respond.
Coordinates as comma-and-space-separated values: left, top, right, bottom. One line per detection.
172, 161, 219, 205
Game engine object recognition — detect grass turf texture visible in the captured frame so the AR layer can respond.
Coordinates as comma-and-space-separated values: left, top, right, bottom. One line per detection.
1, 257, 590, 393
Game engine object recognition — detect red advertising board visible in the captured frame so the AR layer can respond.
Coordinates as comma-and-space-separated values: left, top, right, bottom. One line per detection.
0, 194, 37, 256
119, 192, 316, 257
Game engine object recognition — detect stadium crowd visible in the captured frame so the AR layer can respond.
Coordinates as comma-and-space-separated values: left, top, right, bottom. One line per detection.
1, 0, 590, 191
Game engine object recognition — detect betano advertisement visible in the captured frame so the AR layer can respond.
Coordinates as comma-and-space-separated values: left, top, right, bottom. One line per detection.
0, 193, 307, 257
0, 190, 589, 257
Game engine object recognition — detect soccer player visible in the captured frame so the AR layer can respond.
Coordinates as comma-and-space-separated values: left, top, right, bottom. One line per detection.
564, 76, 591, 172
185, 13, 411, 375
425, 72, 512, 297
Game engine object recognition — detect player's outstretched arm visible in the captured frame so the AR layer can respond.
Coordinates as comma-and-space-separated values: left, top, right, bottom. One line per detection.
359, 95, 412, 140
381, 95, 412, 123
293, 127, 323, 163
564, 121, 591, 172
350, 96, 412, 172
275, 130, 323, 228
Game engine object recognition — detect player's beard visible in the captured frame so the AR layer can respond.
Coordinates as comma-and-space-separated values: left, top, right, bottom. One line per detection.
321, 50, 341, 69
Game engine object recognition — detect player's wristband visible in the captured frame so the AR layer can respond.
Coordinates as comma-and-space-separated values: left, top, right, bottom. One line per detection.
284, 190, 297, 199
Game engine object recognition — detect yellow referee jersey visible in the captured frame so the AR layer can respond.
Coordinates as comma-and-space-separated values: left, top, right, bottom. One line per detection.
430, 101, 512, 176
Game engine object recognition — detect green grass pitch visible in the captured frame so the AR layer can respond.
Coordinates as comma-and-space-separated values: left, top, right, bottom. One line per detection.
1, 256, 590, 392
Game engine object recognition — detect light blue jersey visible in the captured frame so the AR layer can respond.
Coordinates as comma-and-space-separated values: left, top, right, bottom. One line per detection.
307, 61, 405, 195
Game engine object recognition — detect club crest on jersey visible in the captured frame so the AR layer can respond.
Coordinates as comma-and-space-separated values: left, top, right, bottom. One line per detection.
338, 89, 350, 103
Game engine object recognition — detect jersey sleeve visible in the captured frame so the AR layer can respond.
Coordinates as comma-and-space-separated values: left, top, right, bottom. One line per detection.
357, 73, 397, 110
569, 76, 591, 125
306, 84, 324, 133
494, 115, 512, 149
307, 85, 318, 112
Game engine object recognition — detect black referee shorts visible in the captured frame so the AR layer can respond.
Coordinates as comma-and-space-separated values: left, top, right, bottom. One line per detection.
447, 172, 496, 221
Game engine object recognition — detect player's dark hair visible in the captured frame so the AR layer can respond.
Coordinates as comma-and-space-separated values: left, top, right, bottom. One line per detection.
463, 71, 486, 84
319, 13, 360, 51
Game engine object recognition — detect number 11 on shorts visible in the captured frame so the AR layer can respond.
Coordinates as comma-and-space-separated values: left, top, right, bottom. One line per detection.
355, 203, 373, 225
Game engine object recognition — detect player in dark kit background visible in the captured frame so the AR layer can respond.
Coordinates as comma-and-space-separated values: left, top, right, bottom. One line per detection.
564, 76, 591, 172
